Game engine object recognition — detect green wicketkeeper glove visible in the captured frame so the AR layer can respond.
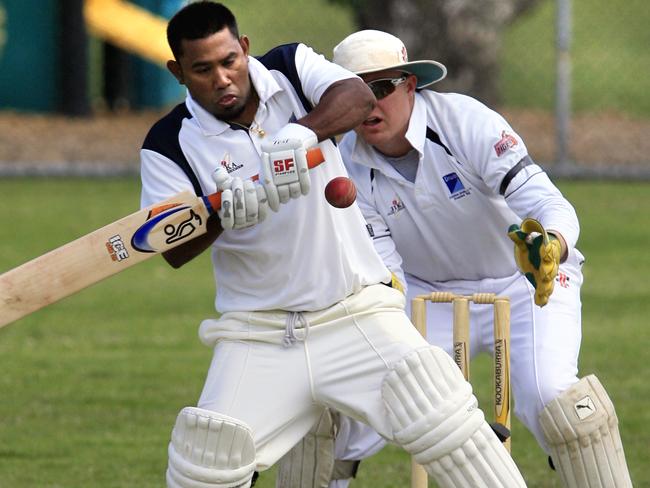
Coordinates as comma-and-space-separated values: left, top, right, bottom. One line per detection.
508, 218, 562, 307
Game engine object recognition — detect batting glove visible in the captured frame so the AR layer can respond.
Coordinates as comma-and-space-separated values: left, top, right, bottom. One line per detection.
261, 123, 318, 212
212, 166, 269, 230
508, 218, 562, 307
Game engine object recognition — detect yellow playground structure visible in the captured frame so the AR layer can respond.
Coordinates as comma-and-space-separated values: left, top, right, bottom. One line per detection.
84, 0, 172, 66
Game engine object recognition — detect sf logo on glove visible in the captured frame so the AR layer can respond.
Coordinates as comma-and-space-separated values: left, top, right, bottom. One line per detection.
273, 158, 295, 174
271, 152, 298, 184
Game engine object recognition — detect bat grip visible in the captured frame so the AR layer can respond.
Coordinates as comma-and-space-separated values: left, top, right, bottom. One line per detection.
205, 147, 325, 212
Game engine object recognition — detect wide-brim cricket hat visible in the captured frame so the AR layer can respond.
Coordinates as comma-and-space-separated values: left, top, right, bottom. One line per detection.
333, 30, 447, 89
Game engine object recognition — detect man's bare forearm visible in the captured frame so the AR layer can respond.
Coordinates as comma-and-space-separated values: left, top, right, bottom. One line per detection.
298, 78, 375, 141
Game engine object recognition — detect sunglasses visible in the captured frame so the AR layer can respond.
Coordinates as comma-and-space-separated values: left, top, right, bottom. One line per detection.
366, 76, 407, 100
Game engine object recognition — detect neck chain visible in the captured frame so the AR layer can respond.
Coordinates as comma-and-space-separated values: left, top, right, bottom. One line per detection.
250, 120, 266, 138
229, 118, 266, 138
229, 91, 266, 137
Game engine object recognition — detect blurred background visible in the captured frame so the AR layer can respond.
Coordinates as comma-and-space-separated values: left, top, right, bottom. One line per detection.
0, 0, 648, 177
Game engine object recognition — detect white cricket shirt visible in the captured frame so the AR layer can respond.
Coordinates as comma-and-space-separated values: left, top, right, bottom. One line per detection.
341, 91, 580, 283
140, 43, 390, 313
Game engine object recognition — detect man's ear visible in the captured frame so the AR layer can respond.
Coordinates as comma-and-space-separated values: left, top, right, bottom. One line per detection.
167, 60, 184, 85
406, 74, 418, 93
239, 35, 250, 57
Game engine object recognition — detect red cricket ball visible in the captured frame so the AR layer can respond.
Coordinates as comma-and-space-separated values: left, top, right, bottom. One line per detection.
324, 176, 357, 208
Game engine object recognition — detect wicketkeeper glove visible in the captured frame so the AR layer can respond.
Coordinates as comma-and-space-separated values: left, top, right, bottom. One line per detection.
390, 272, 405, 294
212, 163, 269, 230
508, 218, 561, 307
261, 123, 318, 212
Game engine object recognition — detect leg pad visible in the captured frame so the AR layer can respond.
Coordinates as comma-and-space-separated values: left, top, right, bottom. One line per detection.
275, 409, 336, 488
167, 407, 256, 488
382, 347, 526, 487
540, 375, 632, 488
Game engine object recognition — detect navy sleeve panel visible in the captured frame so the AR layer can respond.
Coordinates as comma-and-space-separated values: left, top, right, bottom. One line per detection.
500, 155, 535, 196
257, 44, 313, 114
425, 127, 453, 157
142, 103, 204, 197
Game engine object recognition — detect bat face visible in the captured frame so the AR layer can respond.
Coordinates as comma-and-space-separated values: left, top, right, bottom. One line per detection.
0, 191, 213, 328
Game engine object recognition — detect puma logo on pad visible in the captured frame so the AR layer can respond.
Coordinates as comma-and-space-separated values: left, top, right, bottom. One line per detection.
574, 395, 596, 420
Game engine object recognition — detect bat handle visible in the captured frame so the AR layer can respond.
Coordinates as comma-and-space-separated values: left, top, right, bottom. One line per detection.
204, 147, 325, 212
305, 147, 325, 169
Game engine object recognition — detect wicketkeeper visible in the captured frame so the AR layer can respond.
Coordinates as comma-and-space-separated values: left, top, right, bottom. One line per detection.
279, 30, 632, 488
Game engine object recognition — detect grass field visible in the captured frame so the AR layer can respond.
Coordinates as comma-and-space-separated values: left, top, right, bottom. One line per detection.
0, 178, 648, 487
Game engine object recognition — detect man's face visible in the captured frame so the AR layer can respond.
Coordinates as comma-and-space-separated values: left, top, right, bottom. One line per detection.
168, 28, 252, 121
355, 70, 416, 155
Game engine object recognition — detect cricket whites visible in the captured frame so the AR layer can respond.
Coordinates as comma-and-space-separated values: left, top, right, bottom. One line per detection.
0, 148, 324, 329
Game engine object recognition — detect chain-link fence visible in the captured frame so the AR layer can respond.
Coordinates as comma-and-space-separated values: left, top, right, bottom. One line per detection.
499, 0, 650, 178
0, 0, 648, 178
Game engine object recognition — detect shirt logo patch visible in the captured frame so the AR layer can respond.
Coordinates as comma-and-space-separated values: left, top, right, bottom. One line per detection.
387, 197, 405, 216
366, 223, 375, 237
443, 172, 465, 193
443, 173, 472, 200
494, 131, 518, 157
556, 271, 570, 288
220, 157, 244, 173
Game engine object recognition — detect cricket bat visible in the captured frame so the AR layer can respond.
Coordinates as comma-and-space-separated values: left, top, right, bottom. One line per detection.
0, 148, 324, 329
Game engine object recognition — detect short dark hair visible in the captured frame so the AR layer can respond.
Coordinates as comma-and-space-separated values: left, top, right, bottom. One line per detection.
167, 1, 240, 59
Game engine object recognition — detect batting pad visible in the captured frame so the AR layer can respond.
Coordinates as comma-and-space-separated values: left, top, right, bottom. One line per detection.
167, 407, 256, 488
382, 347, 526, 487
275, 409, 336, 488
540, 375, 633, 488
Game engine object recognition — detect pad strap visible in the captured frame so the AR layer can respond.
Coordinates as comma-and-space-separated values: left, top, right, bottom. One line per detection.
332, 460, 360, 480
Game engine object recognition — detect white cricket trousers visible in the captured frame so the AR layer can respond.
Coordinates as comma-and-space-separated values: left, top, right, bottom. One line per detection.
196, 284, 430, 471
333, 249, 584, 479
